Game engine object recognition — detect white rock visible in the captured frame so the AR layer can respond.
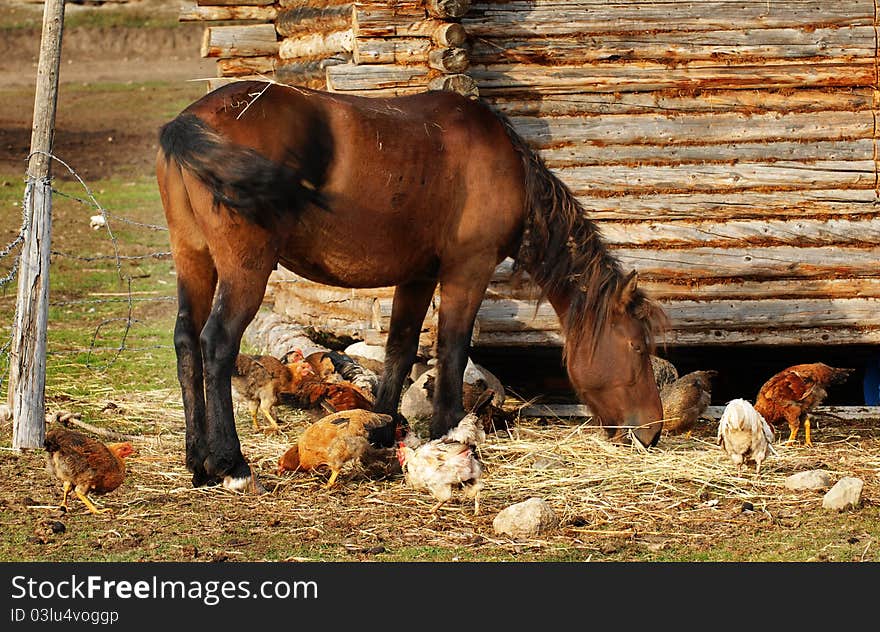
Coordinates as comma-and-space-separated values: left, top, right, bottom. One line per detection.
400, 370, 434, 420
493, 497, 559, 538
90, 214, 106, 230
344, 341, 386, 374
785, 470, 834, 491
0, 403, 12, 424
822, 477, 864, 511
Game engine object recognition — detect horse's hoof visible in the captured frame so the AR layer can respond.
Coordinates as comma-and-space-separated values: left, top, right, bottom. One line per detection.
223, 472, 268, 495
191, 470, 222, 488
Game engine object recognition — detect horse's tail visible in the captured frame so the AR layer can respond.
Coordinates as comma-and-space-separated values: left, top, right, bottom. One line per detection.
158, 113, 323, 228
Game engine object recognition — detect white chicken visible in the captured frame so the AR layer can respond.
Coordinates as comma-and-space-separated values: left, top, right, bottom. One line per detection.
717, 398, 776, 474
397, 413, 485, 515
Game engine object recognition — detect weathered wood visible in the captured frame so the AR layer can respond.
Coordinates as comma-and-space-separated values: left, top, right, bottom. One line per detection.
464, 2, 873, 37
10, 0, 64, 450
276, 5, 353, 38
180, 2, 278, 22
518, 404, 880, 420
275, 55, 351, 87
470, 60, 876, 94
426, 0, 471, 19
612, 246, 880, 280
354, 8, 451, 39
539, 139, 874, 169
427, 46, 469, 73
571, 189, 878, 222
353, 37, 432, 65
427, 73, 479, 96
487, 88, 876, 117
556, 161, 875, 197
468, 26, 876, 66
432, 22, 467, 47
469, 327, 880, 348
511, 110, 873, 150
201, 24, 279, 58
326, 63, 429, 92
198, 0, 273, 5
596, 216, 880, 248
280, 0, 350, 7
217, 55, 278, 77
279, 29, 354, 60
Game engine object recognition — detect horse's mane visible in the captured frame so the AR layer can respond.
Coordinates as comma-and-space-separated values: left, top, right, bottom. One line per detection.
493, 110, 667, 359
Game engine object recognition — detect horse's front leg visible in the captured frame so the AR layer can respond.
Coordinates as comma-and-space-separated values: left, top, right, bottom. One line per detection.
431, 261, 496, 439
200, 276, 271, 493
371, 278, 437, 446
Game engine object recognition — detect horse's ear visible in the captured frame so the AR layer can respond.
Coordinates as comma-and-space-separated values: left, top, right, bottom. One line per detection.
618, 270, 639, 309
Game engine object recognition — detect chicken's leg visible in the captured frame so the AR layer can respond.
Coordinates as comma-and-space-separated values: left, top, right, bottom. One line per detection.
786, 424, 799, 444
429, 499, 447, 513
60, 481, 72, 510
804, 416, 812, 447
324, 469, 339, 488
259, 404, 281, 434
250, 409, 260, 431
75, 490, 112, 515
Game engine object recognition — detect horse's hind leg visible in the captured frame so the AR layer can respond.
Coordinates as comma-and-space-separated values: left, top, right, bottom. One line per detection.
158, 156, 218, 487
371, 278, 437, 446
431, 260, 496, 439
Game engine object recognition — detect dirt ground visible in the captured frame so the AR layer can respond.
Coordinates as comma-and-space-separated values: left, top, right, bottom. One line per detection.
1, 1, 879, 563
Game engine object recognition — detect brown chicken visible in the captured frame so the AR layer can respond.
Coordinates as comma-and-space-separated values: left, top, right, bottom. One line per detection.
276, 409, 393, 487
44, 428, 135, 515
754, 362, 854, 446
231, 353, 316, 433
651, 355, 679, 391
660, 370, 718, 437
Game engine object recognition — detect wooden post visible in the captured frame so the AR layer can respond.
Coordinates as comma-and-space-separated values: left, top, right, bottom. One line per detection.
10, 0, 65, 451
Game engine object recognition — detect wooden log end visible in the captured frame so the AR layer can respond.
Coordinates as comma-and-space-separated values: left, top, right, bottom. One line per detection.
426, 0, 471, 19
427, 73, 479, 98
428, 47, 470, 74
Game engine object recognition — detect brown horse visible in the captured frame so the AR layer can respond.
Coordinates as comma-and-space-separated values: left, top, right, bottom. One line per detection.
156, 80, 666, 492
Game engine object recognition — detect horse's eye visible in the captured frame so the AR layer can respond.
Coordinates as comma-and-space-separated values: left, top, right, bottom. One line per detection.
631, 340, 645, 354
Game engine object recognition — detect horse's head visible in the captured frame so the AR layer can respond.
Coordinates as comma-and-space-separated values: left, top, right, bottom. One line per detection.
565, 271, 666, 448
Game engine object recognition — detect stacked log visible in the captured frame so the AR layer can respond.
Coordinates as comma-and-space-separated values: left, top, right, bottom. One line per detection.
182, 1, 478, 96
449, 0, 880, 346
188, 1, 880, 348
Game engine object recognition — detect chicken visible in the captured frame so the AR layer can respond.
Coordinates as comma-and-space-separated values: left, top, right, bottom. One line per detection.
716, 398, 775, 474
290, 378, 375, 415
754, 362, 854, 447
651, 355, 679, 390
660, 370, 718, 437
231, 353, 316, 433
276, 409, 393, 488
44, 428, 135, 515
397, 413, 485, 515
304, 350, 379, 400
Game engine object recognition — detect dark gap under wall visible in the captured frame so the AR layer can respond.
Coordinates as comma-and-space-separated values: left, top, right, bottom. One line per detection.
471, 344, 880, 407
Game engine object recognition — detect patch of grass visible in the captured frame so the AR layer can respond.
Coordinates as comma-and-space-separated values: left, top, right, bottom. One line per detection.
0, 3, 180, 31
0, 172, 177, 400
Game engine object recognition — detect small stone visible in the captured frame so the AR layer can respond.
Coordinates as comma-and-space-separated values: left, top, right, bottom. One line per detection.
741, 501, 754, 513
785, 470, 834, 491
531, 456, 565, 470
493, 497, 559, 538
822, 477, 864, 511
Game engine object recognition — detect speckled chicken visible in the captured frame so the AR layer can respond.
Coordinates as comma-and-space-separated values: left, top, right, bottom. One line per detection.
717, 398, 775, 473
660, 370, 718, 437
44, 428, 135, 515
304, 350, 379, 400
754, 362, 854, 446
276, 409, 393, 488
651, 355, 679, 390
231, 353, 315, 433
397, 413, 485, 515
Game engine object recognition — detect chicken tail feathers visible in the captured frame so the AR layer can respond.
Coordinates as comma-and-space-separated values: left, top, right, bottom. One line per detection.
443, 413, 486, 446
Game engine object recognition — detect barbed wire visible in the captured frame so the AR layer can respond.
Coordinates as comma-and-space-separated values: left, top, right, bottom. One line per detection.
0, 152, 178, 398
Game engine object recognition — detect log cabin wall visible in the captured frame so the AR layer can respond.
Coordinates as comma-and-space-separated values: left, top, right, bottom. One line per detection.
183, 1, 880, 349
